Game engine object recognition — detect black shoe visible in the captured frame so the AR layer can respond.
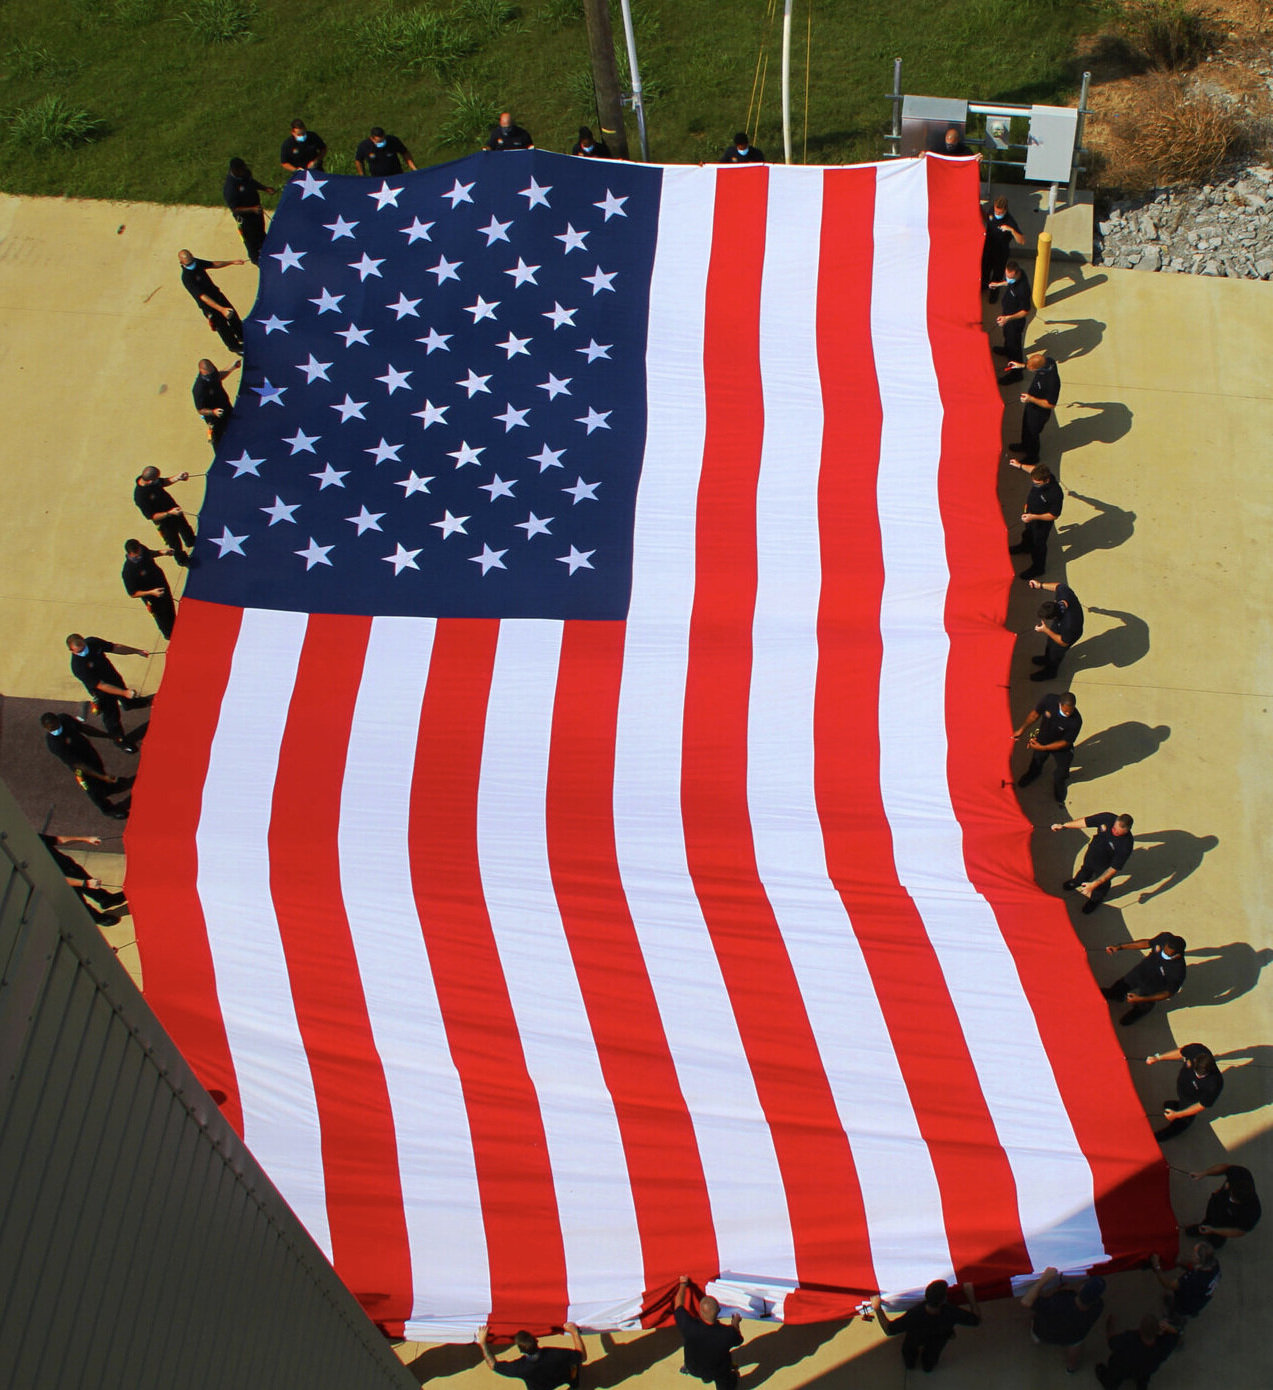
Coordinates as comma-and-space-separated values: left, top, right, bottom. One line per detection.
1018, 568, 1044, 581
1029, 669, 1057, 681
174, 553, 190, 567
119, 742, 138, 755
991, 345, 1008, 356
101, 891, 128, 908
1016, 772, 1039, 787
1031, 655, 1049, 665
93, 912, 121, 927
108, 810, 129, 820
1062, 879, 1079, 891
1080, 899, 1098, 915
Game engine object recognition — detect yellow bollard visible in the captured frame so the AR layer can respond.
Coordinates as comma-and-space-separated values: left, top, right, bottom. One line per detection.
1033, 231, 1053, 311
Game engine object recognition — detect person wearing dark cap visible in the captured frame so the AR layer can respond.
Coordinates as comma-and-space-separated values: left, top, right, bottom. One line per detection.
193, 357, 240, 447
122, 539, 177, 641
477, 1322, 586, 1390
570, 125, 611, 157
134, 466, 196, 566
871, 1279, 981, 1373
1020, 1266, 1105, 1373
1009, 352, 1061, 467
484, 112, 535, 151
1013, 690, 1082, 803
355, 126, 416, 176
1051, 812, 1132, 913
39, 833, 127, 925
178, 249, 244, 354
1185, 1164, 1261, 1248
1150, 1244, 1220, 1323
40, 711, 131, 818
1026, 578, 1083, 678
280, 119, 326, 176
223, 157, 275, 265
65, 634, 151, 753
990, 260, 1031, 378
1146, 1044, 1224, 1140
1101, 933, 1187, 1026
1094, 1314, 1179, 1389
1005, 462, 1064, 582
720, 131, 765, 163
673, 1277, 743, 1390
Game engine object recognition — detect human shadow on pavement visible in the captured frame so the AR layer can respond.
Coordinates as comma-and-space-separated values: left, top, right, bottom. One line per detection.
1165, 943, 1273, 1012
1037, 271, 1109, 306
589, 1330, 681, 1388
403, 1341, 483, 1382
1032, 318, 1105, 361
1205, 1045, 1273, 1121
1068, 607, 1150, 675
736, 1319, 843, 1387
1068, 722, 1170, 785
1112, 829, 1220, 903
1056, 401, 1133, 452
1059, 493, 1136, 563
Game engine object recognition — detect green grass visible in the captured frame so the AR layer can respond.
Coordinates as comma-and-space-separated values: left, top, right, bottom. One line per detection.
0, 0, 1098, 205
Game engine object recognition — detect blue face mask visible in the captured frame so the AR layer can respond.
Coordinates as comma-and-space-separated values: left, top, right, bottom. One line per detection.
295, 132, 308, 142
373, 138, 386, 148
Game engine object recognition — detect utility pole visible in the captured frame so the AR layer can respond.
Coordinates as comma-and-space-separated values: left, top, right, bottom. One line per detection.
582, 0, 629, 159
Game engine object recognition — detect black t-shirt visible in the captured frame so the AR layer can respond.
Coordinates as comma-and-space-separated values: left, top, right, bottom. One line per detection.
1049, 585, 1083, 644
887, 1303, 979, 1344
1034, 693, 1082, 748
1106, 1328, 1177, 1382
674, 1308, 743, 1378
1029, 358, 1061, 407
123, 549, 170, 599
1124, 934, 1186, 998
356, 135, 409, 174
570, 138, 611, 157
70, 637, 125, 697
1001, 274, 1031, 315
721, 145, 765, 163
486, 123, 534, 151
1026, 479, 1064, 521
985, 208, 1022, 243
180, 258, 230, 311
1205, 1170, 1261, 1233
193, 371, 232, 416
280, 131, 325, 168
1172, 1262, 1220, 1315
492, 1348, 582, 1390
1083, 814, 1133, 873
1031, 1288, 1102, 1346
134, 477, 179, 520
223, 170, 268, 211
1175, 1044, 1223, 1110
45, 717, 100, 771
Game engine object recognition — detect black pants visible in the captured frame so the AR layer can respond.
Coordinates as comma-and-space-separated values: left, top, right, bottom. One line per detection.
234, 209, 267, 264
1019, 403, 1052, 465
155, 512, 196, 563
1076, 847, 1112, 901
1020, 745, 1073, 800
1018, 518, 1054, 577
902, 1329, 952, 1372
1156, 1109, 1198, 1141
91, 692, 149, 744
205, 306, 244, 354
206, 408, 233, 448
981, 242, 1008, 292
1002, 316, 1026, 365
143, 591, 176, 640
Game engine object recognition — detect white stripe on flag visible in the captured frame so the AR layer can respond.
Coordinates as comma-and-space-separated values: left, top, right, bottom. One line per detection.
196, 607, 331, 1257
339, 616, 492, 1324
750, 166, 953, 1293
615, 165, 797, 1279
478, 620, 646, 1323
870, 159, 1107, 1270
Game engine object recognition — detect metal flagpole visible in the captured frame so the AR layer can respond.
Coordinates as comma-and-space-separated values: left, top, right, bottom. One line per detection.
617, 0, 649, 161
782, 0, 794, 163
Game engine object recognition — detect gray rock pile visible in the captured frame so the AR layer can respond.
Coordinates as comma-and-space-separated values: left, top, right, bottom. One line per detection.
1095, 165, 1273, 279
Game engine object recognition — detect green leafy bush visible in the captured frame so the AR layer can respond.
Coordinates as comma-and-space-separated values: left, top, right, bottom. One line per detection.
8, 95, 104, 148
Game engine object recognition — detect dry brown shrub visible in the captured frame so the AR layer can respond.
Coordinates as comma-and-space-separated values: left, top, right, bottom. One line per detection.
1120, 77, 1243, 184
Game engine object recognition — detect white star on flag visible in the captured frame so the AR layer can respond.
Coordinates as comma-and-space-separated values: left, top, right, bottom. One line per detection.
515, 512, 554, 538
399, 217, 434, 244
293, 170, 327, 199
495, 403, 530, 431
335, 323, 373, 347
271, 244, 306, 273
529, 443, 565, 471
538, 374, 572, 400
478, 215, 513, 245
365, 438, 403, 465
433, 510, 470, 538
519, 177, 552, 209
428, 255, 462, 285
576, 407, 612, 434
413, 400, 449, 429
350, 253, 385, 282
258, 314, 292, 335
558, 546, 596, 574
332, 395, 368, 422
457, 369, 492, 398
324, 215, 358, 240
577, 339, 613, 362
376, 365, 413, 394
582, 265, 618, 295
505, 258, 540, 287
563, 476, 601, 503
368, 181, 404, 210
297, 354, 332, 383
463, 296, 500, 323
261, 496, 300, 526
395, 471, 433, 497
448, 441, 485, 468
543, 302, 577, 330
284, 427, 320, 454
309, 463, 347, 489
594, 188, 628, 220
555, 224, 589, 254
417, 328, 452, 353
442, 179, 475, 208
295, 538, 334, 569
310, 288, 344, 314
254, 379, 287, 407
496, 332, 532, 358
387, 293, 421, 320
226, 451, 264, 477
480, 474, 517, 501
470, 544, 508, 574
346, 506, 385, 535
211, 526, 247, 556
383, 543, 422, 575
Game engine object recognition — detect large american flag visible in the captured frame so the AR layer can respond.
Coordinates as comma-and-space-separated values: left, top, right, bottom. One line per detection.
127, 152, 1172, 1340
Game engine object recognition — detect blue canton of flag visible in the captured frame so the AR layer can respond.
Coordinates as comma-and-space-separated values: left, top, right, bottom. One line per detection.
188, 152, 663, 619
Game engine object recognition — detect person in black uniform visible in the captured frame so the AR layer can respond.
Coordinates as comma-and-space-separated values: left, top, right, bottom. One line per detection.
673, 1278, 743, 1390
1186, 1164, 1261, 1248
484, 112, 535, 151
122, 539, 177, 640
1095, 1315, 1179, 1390
982, 195, 1025, 296
1102, 933, 1187, 1026
280, 119, 326, 176
1051, 811, 1133, 912
871, 1280, 981, 1373
990, 260, 1032, 380
477, 1323, 586, 1390
1027, 578, 1083, 677
1150, 1244, 1220, 1323
570, 125, 611, 157
1147, 1045, 1223, 1140
1009, 352, 1060, 467
40, 711, 132, 817
720, 131, 765, 163
193, 357, 239, 447
65, 633, 151, 751
1020, 1267, 1105, 1374
134, 466, 195, 565
1006, 463, 1064, 581
355, 126, 416, 175
1013, 690, 1081, 802
178, 249, 245, 353
941, 124, 973, 157
223, 157, 274, 265
39, 833, 127, 925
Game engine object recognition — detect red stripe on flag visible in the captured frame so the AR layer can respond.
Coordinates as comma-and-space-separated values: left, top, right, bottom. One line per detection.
813, 165, 1030, 1282
925, 156, 1174, 1266
682, 165, 873, 1288
547, 620, 719, 1305
407, 618, 568, 1330
126, 598, 244, 1133
267, 613, 413, 1323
